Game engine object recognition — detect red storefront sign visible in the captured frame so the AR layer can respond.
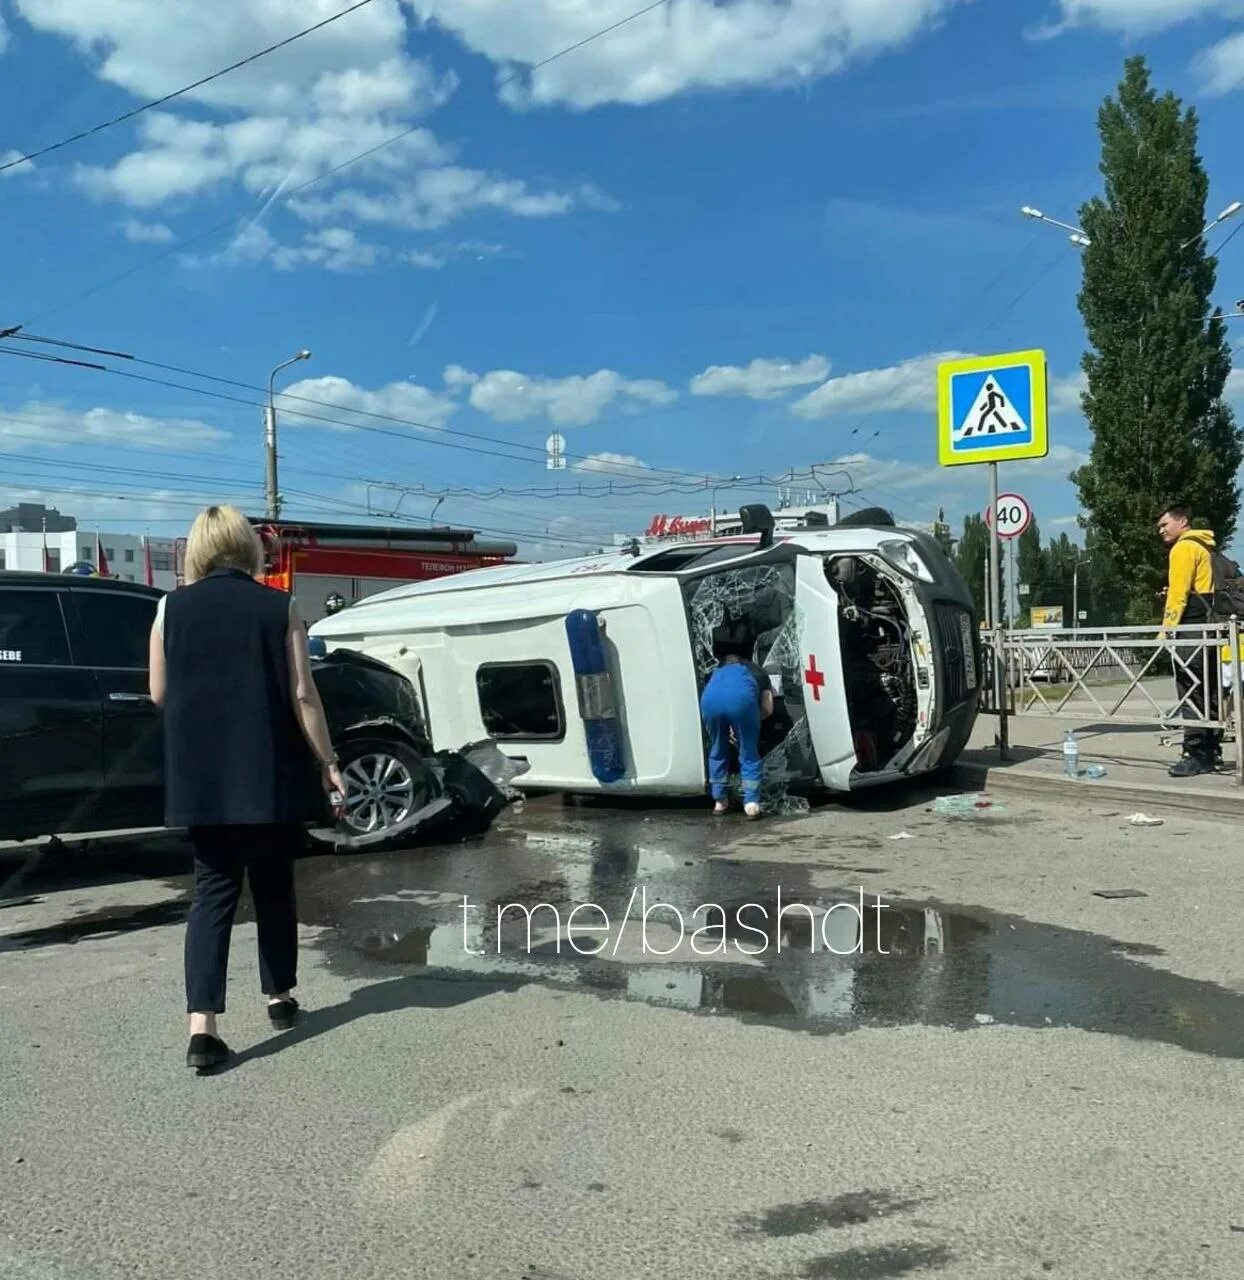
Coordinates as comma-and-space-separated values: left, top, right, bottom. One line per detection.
646, 514, 712, 539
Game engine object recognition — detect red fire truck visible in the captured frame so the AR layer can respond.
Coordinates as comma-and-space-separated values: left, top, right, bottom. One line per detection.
237, 520, 518, 622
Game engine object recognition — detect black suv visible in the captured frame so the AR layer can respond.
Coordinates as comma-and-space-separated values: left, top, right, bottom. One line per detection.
0, 573, 437, 844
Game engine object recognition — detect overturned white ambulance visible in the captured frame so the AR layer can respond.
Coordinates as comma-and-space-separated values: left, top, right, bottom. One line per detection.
309, 506, 982, 798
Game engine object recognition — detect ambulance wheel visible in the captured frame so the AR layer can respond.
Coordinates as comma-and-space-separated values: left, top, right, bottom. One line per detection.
336, 737, 437, 839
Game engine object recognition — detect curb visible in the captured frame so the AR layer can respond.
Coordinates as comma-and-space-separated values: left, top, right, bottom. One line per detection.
954, 761, 1244, 820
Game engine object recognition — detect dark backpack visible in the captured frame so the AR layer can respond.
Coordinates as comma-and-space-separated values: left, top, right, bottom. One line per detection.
1209, 550, 1244, 621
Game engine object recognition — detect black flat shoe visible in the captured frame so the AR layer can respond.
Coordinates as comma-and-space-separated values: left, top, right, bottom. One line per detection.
186, 1033, 230, 1072
267, 998, 299, 1030
1169, 755, 1213, 777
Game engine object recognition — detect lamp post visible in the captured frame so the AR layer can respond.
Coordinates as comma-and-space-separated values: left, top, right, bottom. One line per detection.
1021, 199, 1242, 252
1072, 556, 1093, 631
709, 474, 742, 533
1179, 200, 1242, 251
1020, 205, 1091, 247
266, 349, 311, 520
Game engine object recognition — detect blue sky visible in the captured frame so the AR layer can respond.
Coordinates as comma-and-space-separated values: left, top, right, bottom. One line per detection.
1, 0, 1243, 557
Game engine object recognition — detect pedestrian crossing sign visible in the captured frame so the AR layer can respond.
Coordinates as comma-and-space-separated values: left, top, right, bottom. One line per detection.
937, 349, 1048, 467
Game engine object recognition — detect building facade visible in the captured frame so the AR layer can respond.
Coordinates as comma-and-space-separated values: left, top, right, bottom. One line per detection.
0, 529, 179, 591
0, 502, 77, 534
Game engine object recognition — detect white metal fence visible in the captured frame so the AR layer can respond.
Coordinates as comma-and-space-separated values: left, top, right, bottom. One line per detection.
979, 621, 1244, 783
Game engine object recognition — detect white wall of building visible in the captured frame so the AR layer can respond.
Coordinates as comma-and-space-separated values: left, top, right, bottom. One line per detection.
0, 530, 179, 591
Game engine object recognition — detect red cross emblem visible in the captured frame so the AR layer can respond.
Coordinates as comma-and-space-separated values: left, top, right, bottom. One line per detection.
804, 655, 825, 701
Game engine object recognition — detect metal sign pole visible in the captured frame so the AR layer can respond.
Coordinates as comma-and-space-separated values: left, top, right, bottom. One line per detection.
1232, 615, 1243, 788
989, 462, 1008, 757
937, 348, 1046, 766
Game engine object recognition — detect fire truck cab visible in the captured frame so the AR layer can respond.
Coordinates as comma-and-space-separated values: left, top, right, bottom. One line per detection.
249, 520, 518, 623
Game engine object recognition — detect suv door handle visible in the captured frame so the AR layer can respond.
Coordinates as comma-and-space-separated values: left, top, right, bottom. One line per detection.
108, 692, 153, 704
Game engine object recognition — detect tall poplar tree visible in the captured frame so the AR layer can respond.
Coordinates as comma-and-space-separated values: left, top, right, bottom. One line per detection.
1074, 56, 1241, 621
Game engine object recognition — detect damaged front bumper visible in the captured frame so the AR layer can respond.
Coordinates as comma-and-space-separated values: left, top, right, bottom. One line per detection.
307, 741, 529, 852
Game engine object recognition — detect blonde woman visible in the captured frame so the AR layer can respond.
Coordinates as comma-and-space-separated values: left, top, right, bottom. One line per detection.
149, 506, 345, 1072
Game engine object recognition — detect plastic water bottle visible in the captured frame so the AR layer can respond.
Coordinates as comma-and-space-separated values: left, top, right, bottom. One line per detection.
1063, 730, 1079, 779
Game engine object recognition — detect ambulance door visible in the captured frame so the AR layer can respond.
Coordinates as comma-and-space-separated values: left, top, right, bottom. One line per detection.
793, 554, 857, 790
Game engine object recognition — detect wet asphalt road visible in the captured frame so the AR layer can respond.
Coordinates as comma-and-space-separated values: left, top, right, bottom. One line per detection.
2, 786, 1244, 1279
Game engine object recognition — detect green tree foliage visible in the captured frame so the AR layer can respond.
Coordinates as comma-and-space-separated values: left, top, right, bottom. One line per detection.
1015, 520, 1045, 624
955, 514, 990, 621
1074, 56, 1242, 623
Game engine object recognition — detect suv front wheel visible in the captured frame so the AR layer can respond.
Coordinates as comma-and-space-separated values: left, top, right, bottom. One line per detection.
336, 737, 438, 839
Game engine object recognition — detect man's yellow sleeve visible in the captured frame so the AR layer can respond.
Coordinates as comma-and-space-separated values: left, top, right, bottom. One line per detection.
1163, 541, 1197, 629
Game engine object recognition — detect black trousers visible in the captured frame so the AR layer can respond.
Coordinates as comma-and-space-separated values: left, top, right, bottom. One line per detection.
1174, 643, 1223, 759
185, 824, 301, 1014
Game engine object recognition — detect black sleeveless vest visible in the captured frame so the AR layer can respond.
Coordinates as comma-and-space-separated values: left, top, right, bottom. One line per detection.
162, 569, 315, 828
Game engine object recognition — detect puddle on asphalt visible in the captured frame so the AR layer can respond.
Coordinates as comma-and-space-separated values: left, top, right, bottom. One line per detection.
6, 801, 1244, 1060
288, 807, 1244, 1060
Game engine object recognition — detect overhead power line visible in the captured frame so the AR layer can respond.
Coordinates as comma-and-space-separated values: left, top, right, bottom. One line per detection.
2, 330, 746, 486
0, 0, 379, 176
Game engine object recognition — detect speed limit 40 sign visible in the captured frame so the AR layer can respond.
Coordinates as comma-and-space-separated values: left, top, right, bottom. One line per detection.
985, 492, 1032, 540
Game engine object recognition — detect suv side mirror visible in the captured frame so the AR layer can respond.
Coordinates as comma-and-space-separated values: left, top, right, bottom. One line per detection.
738, 504, 776, 549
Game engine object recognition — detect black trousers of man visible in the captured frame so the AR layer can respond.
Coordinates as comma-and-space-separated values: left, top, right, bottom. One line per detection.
1174, 643, 1223, 763
184, 823, 301, 1014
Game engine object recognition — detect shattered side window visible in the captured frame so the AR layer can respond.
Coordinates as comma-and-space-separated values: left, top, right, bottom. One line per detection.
684, 563, 813, 814
685, 563, 797, 678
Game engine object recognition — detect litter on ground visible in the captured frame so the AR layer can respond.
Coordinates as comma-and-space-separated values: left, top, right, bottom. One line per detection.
1126, 813, 1165, 827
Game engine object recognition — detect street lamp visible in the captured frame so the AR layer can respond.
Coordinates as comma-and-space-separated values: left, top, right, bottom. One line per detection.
266, 348, 311, 520
1179, 200, 1243, 251
1021, 205, 1091, 247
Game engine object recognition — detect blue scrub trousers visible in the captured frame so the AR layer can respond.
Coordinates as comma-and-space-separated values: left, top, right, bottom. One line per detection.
700, 663, 762, 804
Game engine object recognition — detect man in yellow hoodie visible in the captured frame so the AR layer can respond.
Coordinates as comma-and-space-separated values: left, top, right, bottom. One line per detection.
1157, 504, 1220, 776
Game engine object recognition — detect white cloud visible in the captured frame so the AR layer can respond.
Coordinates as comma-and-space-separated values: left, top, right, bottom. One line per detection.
791, 351, 970, 419
1050, 370, 1087, 414
404, 240, 506, 269
278, 374, 459, 430
26, 1, 618, 247
462, 368, 677, 428
14, 0, 425, 114
689, 354, 830, 400
1199, 31, 1244, 93
310, 58, 457, 118
0, 14, 8, 54
0, 149, 34, 177
76, 110, 449, 208
119, 218, 174, 243
574, 451, 651, 475
443, 364, 479, 388
0, 401, 227, 449
1042, 0, 1243, 35
411, 0, 962, 109
270, 227, 383, 272
291, 173, 610, 232
199, 221, 429, 275
1228, 368, 1244, 399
